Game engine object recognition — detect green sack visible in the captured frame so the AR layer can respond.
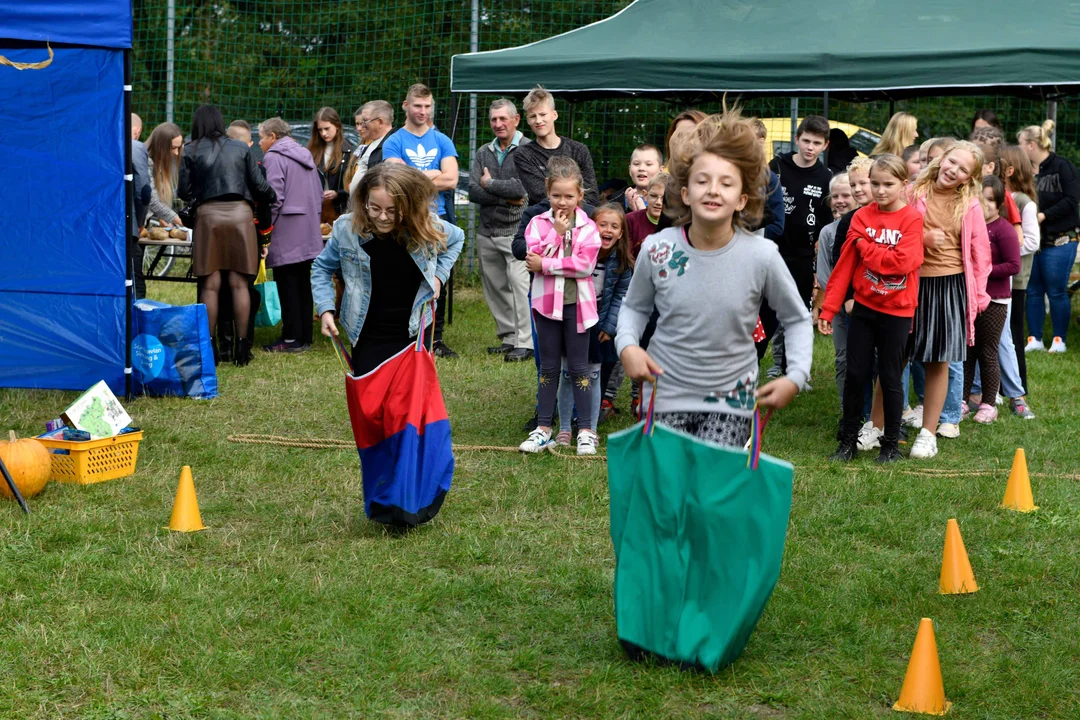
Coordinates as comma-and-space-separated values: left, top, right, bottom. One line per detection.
254, 259, 281, 328
607, 416, 793, 673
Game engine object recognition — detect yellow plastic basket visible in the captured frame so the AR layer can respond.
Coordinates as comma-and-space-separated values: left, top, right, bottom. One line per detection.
37, 431, 143, 485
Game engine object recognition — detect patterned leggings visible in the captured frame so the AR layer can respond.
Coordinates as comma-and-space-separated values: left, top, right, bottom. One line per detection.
653, 411, 752, 448
963, 302, 1008, 403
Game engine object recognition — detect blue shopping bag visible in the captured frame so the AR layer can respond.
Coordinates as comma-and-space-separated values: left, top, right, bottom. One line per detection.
254, 260, 281, 328
132, 300, 218, 399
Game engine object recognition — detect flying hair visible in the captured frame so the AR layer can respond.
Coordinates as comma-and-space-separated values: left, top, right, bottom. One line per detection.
665, 109, 708, 160
667, 100, 766, 231
351, 163, 447, 255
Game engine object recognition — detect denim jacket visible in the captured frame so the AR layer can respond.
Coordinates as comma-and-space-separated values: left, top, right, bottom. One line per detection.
311, 214, 464, 346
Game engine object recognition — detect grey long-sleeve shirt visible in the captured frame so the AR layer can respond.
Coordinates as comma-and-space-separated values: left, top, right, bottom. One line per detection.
616, 226, 812, 416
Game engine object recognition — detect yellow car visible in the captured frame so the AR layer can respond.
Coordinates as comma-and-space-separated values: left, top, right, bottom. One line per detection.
758, 118, 881, 161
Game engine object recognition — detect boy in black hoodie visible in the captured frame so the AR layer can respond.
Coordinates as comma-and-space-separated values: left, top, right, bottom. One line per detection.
760, 115, 833, 374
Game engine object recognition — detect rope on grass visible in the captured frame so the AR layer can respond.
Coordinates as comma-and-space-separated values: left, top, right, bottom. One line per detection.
839, 466, 1080, 481
226, 434, 608, 460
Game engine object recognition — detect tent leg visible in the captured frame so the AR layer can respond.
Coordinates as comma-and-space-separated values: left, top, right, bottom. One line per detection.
569, 101, 576, 137
449, 92, 460, 142
124, 49, 134, 401
789, 98, 798, 147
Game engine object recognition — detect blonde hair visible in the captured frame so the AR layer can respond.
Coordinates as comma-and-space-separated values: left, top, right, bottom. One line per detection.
847, 156, 873, 176
351, 164, 447, 255
871, 112, 918, 156
829, 172, 850, 193
870, 154, 909, 184
911, 140, 985, 225
523, 85, 556, 114
920, 137, 936, 154
1017, 120, 1055, 151
646, 171, 672, 192
667, 105, 766, 231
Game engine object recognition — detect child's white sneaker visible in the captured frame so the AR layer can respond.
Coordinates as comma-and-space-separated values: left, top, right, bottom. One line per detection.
1049, 336, 1067, 353
937, 423, 961, 439
902, 405, 923, 428
909, 428, 939, 459
1025, 336, 1045, 352
576, 429, 598, 456
857, 421, 882, 451
520, 428, 554, 454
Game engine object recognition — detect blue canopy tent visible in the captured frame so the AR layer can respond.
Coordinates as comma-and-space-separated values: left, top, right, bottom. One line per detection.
0, 1, 134, 397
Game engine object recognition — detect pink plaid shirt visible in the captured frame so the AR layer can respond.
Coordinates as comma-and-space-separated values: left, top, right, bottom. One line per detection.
525, 207, 601, 333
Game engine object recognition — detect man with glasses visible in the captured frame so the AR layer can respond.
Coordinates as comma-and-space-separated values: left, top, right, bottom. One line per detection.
347, 100, 395, 192
468, 99, 533, 362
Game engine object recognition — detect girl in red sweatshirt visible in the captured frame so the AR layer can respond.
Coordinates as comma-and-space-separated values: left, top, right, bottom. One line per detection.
820, 155, 924, 463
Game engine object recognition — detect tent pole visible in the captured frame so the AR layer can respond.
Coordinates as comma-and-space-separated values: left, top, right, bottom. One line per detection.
789, 98, 798, 147
1048, 100, 1058, 149
166, 0, 175, 123
569, 101, 576, 137
823, 91, 829, 121
124, 49, 134, 401
466, 0, 479, 276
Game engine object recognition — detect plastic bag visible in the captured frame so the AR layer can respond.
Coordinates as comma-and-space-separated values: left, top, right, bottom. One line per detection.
607, 408, 793, 672
254, 259, 281, 328
132, 300, 218, 399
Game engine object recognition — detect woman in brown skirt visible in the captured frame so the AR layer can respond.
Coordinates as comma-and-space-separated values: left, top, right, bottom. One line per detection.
179, 105, 276, 365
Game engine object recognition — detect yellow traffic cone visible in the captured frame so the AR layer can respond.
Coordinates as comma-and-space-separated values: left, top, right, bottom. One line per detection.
165, 466, 206, 532
1001, 448, 1038, 512
939, 519, 978, 595
893, 618, 952, 715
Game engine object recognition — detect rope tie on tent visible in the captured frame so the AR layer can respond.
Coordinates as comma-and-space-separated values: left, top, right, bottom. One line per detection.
0, 43, 54, 71
226, 434, 608, 460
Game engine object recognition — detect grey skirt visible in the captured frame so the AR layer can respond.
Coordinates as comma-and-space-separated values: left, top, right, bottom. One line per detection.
909, 273, 967, 363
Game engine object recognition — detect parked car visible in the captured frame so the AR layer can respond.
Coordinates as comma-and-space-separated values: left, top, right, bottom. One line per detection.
758, 118, 881, 160
248, 121, 361, 163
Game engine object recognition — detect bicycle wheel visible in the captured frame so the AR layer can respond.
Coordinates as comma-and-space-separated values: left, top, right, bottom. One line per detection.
143, 244, 176, 277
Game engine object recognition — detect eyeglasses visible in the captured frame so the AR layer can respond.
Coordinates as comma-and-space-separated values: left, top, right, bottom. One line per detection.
365, 205, 396, 220
356, 118, 373, 127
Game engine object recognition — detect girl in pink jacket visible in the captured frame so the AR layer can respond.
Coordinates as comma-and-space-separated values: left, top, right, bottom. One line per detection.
907, 141, 992, 460
520, 157, 602, 456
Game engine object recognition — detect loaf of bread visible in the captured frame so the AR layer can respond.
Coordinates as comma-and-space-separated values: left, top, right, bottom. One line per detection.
169, 228, 189, 240
320, 223, 333, 236
148, 227, 170, 241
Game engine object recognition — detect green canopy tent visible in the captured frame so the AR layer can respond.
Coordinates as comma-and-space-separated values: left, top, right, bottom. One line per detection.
450, 0, 1080, 102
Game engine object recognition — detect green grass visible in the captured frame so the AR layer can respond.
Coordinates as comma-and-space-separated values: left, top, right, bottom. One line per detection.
2, 280, 1080, 719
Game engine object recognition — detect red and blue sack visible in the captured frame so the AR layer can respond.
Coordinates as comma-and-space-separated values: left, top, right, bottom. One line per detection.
342, 337, 454, 528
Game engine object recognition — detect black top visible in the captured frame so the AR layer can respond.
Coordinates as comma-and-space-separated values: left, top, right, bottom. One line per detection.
767, 152, 833, 258
1034, 152, 1080, 245
356, 233, 425, 346
318, 140, 354, 216
178, 137, 276, 209
513, 136, 600, 206
511, 198, 597, 261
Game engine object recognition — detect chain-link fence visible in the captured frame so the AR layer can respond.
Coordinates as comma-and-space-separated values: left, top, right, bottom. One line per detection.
132, 0, 1077, 272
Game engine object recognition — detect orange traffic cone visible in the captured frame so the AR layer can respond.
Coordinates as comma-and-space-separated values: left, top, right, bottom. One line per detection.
939, 519, 978, 595
893, 618, 951, 715
1001, 448, 1038, 512
165, 466, 206, 532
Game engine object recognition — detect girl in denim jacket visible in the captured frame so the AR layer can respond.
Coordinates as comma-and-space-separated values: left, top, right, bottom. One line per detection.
312, 164, 463, 375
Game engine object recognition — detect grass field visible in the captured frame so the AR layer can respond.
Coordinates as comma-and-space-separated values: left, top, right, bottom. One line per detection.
2, 278, 1079, 719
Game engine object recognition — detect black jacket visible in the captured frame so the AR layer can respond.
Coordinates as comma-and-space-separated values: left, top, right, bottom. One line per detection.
1034, 152, 1080, 245
767, 152, 832, 258
512, 199, 597, 261
178, 137, 275, 209
318, 141, 354, 216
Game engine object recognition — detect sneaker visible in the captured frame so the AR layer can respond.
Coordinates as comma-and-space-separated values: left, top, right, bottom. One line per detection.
599, 399, 619, 424
766, 365, 783, 379
936, 422, 960, 439
1049, 336, 1067, 353
875, 442, 902, 464
909, 428, 939, 459
576, 430, 598, 456
1010, 398, 1036, 420
504, 348, 534, 362
857, 421, 882, 452
829, 437, 858, 462
487, 343, 513, 355
630, 398, 640, 419
432, 340, 459, 359
960, 401, 974, 421
995, 394, 1004, 406
902, 405, 923, 428
1025, 336, 1045, 352
519, 428, 554, 454
554, 430, 572, 446
262, 340, 306, 353
973, 403, 998, 424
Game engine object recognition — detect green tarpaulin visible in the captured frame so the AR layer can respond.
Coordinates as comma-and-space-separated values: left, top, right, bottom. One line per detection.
451, 0, 1080, 100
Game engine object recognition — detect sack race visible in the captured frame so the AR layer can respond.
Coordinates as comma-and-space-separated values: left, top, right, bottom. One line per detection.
607, 405, 793, 673
341, 328, 454, 528
254, 259, 281, 328
131, 300, 218, 399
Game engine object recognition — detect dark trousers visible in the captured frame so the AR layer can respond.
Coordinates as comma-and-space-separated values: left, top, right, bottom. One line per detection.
274, 260, 314, 345
964, 303, 1009, 403
129, 236, 146, 300
534, 306, 594, 430
436, 212, 457, 343
1011, 288, 1028, 392
840, 303, 911, 446
757, 254, 814, 364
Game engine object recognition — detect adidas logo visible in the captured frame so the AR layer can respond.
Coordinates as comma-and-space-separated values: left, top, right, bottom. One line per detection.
405, 143, 439, 170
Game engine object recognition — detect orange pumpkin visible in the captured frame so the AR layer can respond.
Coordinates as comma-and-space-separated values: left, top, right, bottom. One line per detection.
0, 430, 51, 499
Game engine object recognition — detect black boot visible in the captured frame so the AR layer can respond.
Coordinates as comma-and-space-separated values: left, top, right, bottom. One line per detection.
234, 337, 254, 367
218, 327, 235, 363
875, 441, 902, 464
829, 435, 858, 462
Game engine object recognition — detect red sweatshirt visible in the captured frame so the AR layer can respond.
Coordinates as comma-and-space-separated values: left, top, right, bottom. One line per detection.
821, 204, 925, 321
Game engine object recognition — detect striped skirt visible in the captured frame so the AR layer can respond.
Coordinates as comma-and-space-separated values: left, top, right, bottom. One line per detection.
909, 273, 967, 363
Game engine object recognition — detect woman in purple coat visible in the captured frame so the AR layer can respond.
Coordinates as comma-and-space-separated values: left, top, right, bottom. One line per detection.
258, 117, 326, 352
